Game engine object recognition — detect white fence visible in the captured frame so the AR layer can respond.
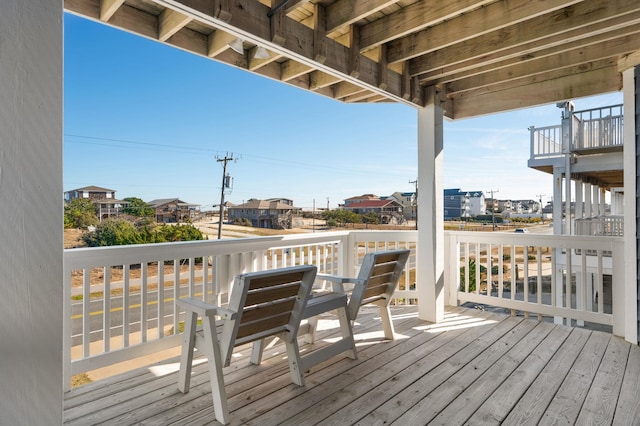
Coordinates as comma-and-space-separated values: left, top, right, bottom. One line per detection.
64, 229, 624, 389
63, 230, 417, 389
446, 231, 623, 330
529, 104, 624, 159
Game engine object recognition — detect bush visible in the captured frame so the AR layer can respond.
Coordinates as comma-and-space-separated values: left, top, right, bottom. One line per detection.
83, 219, 203, 246
233, 218, 252, 227
83, 219, 142, 246
64, 198, 98, 229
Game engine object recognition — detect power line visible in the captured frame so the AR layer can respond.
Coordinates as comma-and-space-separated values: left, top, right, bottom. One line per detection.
65, 133, 414, 178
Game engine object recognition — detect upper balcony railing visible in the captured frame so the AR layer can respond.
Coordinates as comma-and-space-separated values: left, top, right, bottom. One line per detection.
530, 104, 624, 161
572, 104, 624, 152
64, 229, 624, 391
575, 215, 624, 237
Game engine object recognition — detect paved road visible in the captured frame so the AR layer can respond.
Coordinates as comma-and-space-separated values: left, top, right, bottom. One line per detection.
71, 284, 202, 346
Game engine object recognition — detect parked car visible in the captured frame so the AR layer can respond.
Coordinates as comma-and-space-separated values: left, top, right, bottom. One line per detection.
514, 228, 529, 233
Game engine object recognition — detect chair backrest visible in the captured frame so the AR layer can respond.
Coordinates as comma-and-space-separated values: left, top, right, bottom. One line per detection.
220, 265, 316, 365
348, 249, 410, 320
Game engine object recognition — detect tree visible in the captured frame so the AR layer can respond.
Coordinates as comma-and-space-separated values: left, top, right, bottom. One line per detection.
122, 197, 155, 217
82, 219, 142, 246
82, 219, 204, 246
64, 198, 98, 229
362, 211, 380, 224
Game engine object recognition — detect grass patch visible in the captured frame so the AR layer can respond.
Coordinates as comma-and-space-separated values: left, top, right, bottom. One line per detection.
71, 373, 92, 388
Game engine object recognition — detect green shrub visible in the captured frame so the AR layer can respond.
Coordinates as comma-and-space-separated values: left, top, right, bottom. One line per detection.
83, 219, 203, 247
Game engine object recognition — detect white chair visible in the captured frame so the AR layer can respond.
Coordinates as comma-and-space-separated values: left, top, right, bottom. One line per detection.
177, 265, 316, 425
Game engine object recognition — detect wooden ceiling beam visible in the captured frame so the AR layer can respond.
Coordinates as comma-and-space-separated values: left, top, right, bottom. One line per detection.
100, 0, 125, 22
158, 8, 192, 41
360, 0, 493, 51
618, 50, 640, 72
446, 35, 640, 96
449, 58, 618, 100
310, 71, 341, 89
164, 0, 408, 104
281, 60, 313, 82
385, 0, 583, 64
420, 24, 640, 86
452, 66, 622, 119
411, 2, 640, 78
325, 0, 399, 34
207, 30, 236, 57
334, 82, 368, 99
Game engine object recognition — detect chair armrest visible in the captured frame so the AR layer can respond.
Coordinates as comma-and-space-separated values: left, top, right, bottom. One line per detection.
176, 298, 239, 320
315, 274, 366, 294
315, 273, 357, 284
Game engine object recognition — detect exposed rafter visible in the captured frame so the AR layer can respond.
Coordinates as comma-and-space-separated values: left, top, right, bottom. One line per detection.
64, 0, 637, 119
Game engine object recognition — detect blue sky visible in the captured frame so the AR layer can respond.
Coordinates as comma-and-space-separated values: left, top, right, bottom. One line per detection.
64, 13, 623, 210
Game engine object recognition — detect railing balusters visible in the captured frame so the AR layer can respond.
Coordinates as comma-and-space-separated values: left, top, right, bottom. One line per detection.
141, 262, 148, 342
83, 268, 91, 358
123, 264, 130, 347
158, 261, 164, 338
103, 266, 111, 352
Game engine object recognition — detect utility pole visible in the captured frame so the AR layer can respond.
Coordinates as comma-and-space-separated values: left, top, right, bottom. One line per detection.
216, 153, 238, 239
409, 179, 418, 230
487, 189, 499, 231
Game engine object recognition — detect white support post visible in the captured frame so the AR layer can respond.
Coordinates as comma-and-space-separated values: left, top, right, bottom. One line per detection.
417, 86, 445, 323
552, 167, 564, 324
0, 1, 63, 422
585, 183, 592, 218
575, 180, 583, 221
622, 66, 638, 344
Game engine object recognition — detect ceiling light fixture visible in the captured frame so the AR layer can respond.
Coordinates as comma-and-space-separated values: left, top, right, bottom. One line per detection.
228, 38, 244, 54
253, 46, 271, 59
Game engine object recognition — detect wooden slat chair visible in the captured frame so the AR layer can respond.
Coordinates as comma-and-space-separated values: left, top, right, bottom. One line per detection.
176, 265, 316, 425
308, 249, 410, 341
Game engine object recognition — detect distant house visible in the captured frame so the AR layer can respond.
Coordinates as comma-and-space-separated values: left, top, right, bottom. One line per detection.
513, 199, 541, 214
227, 198, 302, 229
147, 198, 200, 223
64, 185, 130, 220
466, 191, 486, 216
342, 199, 403, 224
388, 191, 416, 220
343, 194, 380, 207
265, 197, 294, 206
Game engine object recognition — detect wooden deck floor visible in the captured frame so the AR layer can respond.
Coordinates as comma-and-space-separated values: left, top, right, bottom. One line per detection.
64, 305, 640, 425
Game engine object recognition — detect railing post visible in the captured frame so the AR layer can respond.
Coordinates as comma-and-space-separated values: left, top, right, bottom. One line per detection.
612, 240, 626, 337
343, 231, 355, 277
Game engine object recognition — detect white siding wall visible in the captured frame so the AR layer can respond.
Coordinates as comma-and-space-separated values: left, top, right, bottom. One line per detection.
0, 1, 63, 422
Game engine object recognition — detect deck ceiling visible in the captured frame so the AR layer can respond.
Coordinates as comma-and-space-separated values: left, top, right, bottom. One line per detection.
64, 0, 640, 119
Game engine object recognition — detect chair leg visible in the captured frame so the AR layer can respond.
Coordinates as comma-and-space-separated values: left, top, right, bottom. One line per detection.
177, 311, 197, 393
284, 339, 305, 386
250, 339, 264, 365
336, 306, 358, 360
201, 312, 230, 424
304, 316, 319, 344
376, 301, 395, 340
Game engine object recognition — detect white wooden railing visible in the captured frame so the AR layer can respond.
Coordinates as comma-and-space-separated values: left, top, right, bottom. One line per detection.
446, 231, 623, 331
529, 104, 624, 160
63, 230, 417, 389
575, 215, 624, 237
64, 229, 624, 389
529, 124, 563, 160
573, 104, 624, 151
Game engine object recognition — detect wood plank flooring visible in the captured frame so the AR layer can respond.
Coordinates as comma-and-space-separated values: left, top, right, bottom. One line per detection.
64, 305, 640, 425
